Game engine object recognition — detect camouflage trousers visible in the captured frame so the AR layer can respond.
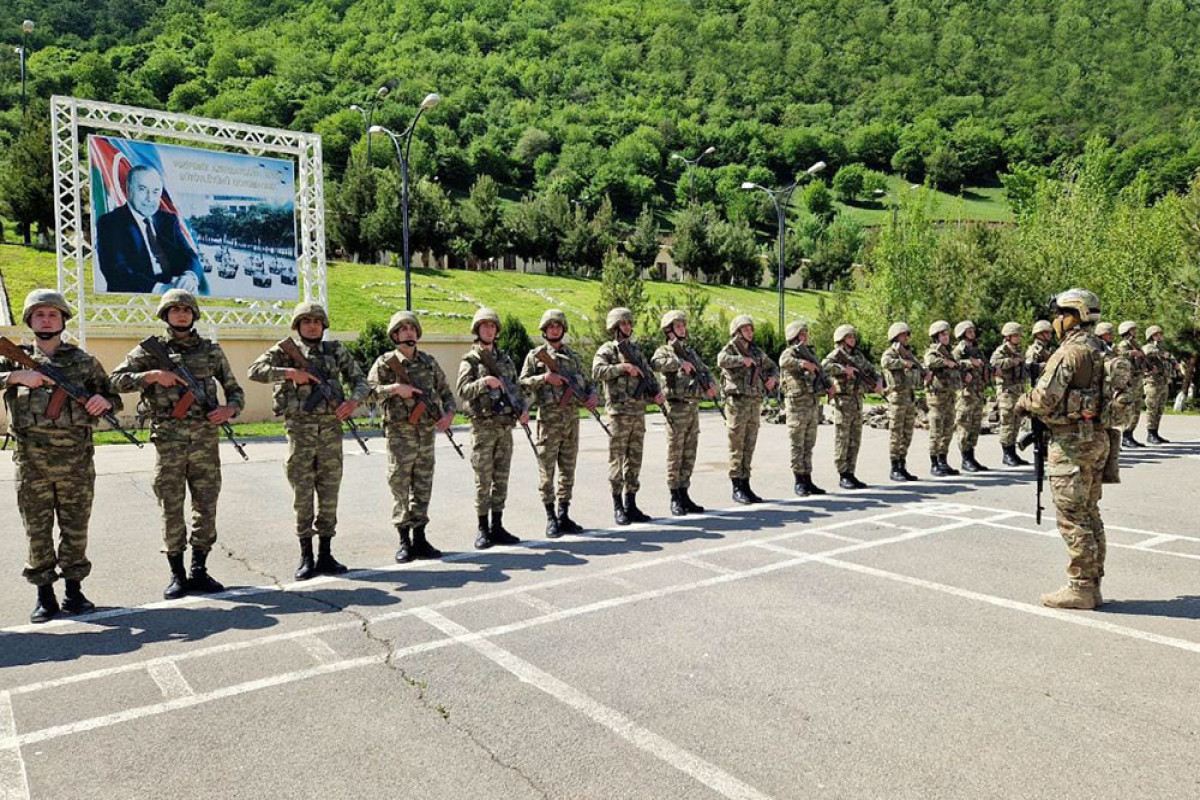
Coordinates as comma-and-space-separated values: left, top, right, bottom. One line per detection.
471, 420, 514, 516
385, 421, 435, 530
13, 431, 95, 586
831, 393, 863, 475
535, 410, 580, 505
665, 400, 700, 489
1123, 381, 1144, 435
1144, 380, 1168, 430
926, 391, 956, 457
886, 392, 916, 461
607, 408, 646, 494
1103, 428, 1122, 484
955, 391, 985, 451
1047, 423, 1109, 585
996, 390, 1021, 447
785, 394, 819, 475
151, 420, 221, 555
285, 416, 344, 539
725, 396, 762, 480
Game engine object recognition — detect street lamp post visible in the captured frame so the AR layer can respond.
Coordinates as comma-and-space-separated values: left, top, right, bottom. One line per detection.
370, 92, 441, 311
17, 19, 33, 117
349, 85, 390, 165
670, 146, 716, 205
741, 161, 826, 333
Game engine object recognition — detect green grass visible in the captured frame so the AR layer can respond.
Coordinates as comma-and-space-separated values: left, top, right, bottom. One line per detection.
0, 244, 56, 319
833, 175, 1013, 227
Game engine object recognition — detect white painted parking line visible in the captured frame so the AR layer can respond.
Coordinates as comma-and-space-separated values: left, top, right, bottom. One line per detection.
0, 691, 29, 800
512, 594, 560, 615
146, 662, 194, 701
682, 557, 737, 575
1131, 534, 1179, 549
415, 608, 775, 800
296, 635, 341, 666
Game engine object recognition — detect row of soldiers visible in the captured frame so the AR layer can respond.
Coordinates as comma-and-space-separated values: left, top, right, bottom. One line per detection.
1, 287, 1185, 622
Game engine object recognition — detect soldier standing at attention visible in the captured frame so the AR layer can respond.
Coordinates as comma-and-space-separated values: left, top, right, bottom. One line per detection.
880, 322, 924, 482
651, 310, 717, 516
779, 320, 831, 496
592, 307, 665, 526
111, 289, 244, 600
1115, 321, 1147, 448
924, 320, 964, 477
1025, 319, 1056, 370
520, 309, 597, 537
822, 324, 882, 490
717, 315, 779, 504
1142, 325, 1182, 444
248, 301, 368, 580
1, 290, 121, 623
1095, 322, 1136, 484
457, 307, 527, 549
367, 311, 456, 563
1017, 288, 1109, 610
952, 320, 990, 472
992, 322, 1031, 467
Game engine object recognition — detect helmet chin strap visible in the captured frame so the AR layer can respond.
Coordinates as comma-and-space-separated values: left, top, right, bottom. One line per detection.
300, 335, 323, 346
544, 333, 563, 343
33, 328, 63, 341
169, 324, 194, 334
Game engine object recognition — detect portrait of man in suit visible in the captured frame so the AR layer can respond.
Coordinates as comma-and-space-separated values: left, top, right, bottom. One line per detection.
95, 165, 201, 294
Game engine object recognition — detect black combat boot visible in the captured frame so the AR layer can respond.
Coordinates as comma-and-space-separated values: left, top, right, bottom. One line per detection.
900, 460, 919, 481
1147, 429, 1168, 444
850, 474, 868, 489
732, 478, 753, 505
794, 472, 811, 497
669, 489, 687, 517
395, 528, 414, 563
890, 460, 908, 482
61, 579, 95, 614
803, 474, 827, 495
545, 503, 562, 538
938, 455, 960, 476
295, 537, 317, 581
188, 549, 225, 594
411, 525, 442, 559
490, 511, 520, 544
474, 515, 493, 549
967, 447, 990, 471
557, 502, 584, 534
613, 494, 629, 526
1003, 445, 1030, 467
315, 536, 349, 575
743, 480, 764, 503
839, 472, 859, 490
624, 492, 651, 523
681, 489, 705, 513
164, 553, 189, 599
1121, 431, 1143, 448
930, 455, 949, 477
30, 584, 60, 624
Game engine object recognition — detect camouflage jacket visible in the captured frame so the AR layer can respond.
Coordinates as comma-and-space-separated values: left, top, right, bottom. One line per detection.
822, 344, 877, 398
1017, 328, 1105, 433
1100, 341, 1137, 430
247, 338, 369, 418
592, 338, 660, 412
520, 343, 594, 414
879, 340, 926, 399
990, 341, 1027, 394
457, 343, 522, 424
1142, 341, 1180, 386
111, 332, 244, 424
0, 342, 122, 437
368, 348, 455, 428
1114, 337, 1146, 379
923, 342, 963, 394
779, 342, 826, 399
953, 339, 989, 398
651, 340, 709, 402
717, 338, 779, 398
1025, 339, 1056, 371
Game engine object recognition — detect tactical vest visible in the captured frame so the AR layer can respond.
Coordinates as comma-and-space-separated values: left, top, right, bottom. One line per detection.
1045, 337, 1106, 426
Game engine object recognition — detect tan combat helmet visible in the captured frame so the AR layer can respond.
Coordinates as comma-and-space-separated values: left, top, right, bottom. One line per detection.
290, 300, 329, 330
660, 309, 687, 334
1145, 325, 1164, 340
387, 310, 422, 340
954, 320, 975, 339
1053, 287, 1101, 323
1117, 321, 1138, 337
539, 308, 568, 335
471, 306, 501, 336
1095, 322, 1115, 338
928, 320, 951, 340
1001, 321, 1022, 337
729, 314, 754, 338
156, 288, 201, 322
887, 322, 910, 341
1032, 320, 1053, 336
785, 319, 809, 343
834, 323, 857, 344
606, 307, 633, 334
21, 289, 74, 326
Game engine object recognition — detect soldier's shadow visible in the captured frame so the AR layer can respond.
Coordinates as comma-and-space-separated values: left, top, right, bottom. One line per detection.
1118, 442, 1200, 466
1095, 595, 1200, 620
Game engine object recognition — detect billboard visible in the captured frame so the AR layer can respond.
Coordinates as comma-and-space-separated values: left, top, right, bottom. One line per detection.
88, 135, 299, 300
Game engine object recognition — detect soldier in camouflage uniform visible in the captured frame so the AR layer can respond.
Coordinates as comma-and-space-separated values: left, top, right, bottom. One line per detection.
248, 301, 368, 580
520, 309, 597, 537
651, 310, 717, 515
924, 320, 964, 477
1142, 325, 1182, 444
1017, 288, 1109, 610
991, 322, 1031, 467
592, 307, 665, 525
1115, 321, 1147, 448
1025, 319, 1056, 372
822, 324, 882, 490
1, 290, 121, 623
779, 320, 832, 496
1095, 322, 1136, 484
952, 320, 990, 472
458, 307, 527, 549
718, 315, 779, 504
111, 290, 244, 600
368, 311, 457, 563
879, 322, 925, 482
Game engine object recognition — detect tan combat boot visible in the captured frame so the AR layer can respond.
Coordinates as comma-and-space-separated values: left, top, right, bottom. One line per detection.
1092, 579, 1105, 608
1040, 583, 1097, 610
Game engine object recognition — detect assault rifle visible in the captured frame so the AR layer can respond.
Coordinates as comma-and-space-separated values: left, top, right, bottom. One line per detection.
829, 346, 880, 396
138, 336, 248, 460
0, 336, 142, 447
671, 339, 725, 420
383, 353, 464, 459
476, 348, 539, 457
1017, 362, 1048, 524
786, 342, 833, 395
616, 339, 673, 429
534, 348, 611, 437
276, 338, 370, 454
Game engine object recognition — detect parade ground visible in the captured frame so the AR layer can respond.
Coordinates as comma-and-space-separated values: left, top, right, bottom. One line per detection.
2, 416, 1198, 800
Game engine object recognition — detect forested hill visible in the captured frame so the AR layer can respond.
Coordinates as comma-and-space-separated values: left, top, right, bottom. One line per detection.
6, 0, 1200, 209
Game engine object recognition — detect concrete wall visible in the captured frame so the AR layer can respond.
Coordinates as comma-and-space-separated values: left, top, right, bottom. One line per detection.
0, 325, 474, 428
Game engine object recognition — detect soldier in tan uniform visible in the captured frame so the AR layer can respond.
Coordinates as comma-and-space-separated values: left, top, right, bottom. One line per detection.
952, 320, 990, 472
779, 320, 831, 496
717, 315, 779, 504
1095, 322, 1136, 484
1115, 321, 1147, 448
924, 320, 963, 477
879, 322, 925, 482
1142, 325, 1183, 444
1025, 320, 1055, 372
991, 322, 1031, 467
822, 324, 882, 490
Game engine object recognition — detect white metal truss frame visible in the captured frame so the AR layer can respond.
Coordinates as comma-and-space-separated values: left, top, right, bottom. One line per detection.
50, 95, 326, 343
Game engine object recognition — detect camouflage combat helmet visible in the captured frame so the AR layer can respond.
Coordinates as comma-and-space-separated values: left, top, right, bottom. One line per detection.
928, 320, 951, 339
954, 320, 976, 339
1053, 288, 1101, 323
1032, 320, 1053, 336
22, 289, 73, 326
834, 324, 856, 344
887, 322, 910, 341
1145, 325, 1164, 340
1117, 321, 1138, 337
606, 307, 633, 334
471, 306, 501, 336
660, 310, 687, 333
290, 301, 329, 330
1001, 322, 1022, 337
156, 289, 201, 322
1095, 322, 1115, 338
729, 314, 754, 338
539, 308, 568, 334
785, 319, 809, 342
387, 310, 422, 340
